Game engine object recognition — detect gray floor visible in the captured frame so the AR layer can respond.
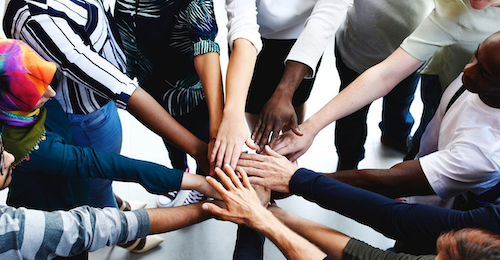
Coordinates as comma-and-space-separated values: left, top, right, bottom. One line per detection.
0, 0, 424, 259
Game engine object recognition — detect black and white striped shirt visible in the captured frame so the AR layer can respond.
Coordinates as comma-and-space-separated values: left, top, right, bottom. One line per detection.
3, 0, 137, 114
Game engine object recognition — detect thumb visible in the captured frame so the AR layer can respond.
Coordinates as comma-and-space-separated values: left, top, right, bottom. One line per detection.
202, 202, 224, 216
246, 136, 259, 150
290, 118, 303, 136
264, 145, 283, 158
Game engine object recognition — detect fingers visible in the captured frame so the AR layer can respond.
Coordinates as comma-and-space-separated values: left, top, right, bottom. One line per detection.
290, 118, 303, 136
245, 136, 259, 150
224, 164, 244, 189
263, 145, 288, 161
202, 202, 227, 219
206, 172, 228, 195
251, 118, 263, 142
236, 167, 252, 188
214, 166, 236, 191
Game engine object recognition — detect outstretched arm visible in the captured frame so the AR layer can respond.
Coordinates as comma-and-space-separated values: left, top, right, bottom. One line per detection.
9, 9, 210, 174
269, 205, 350, 260
211, 39, 259, 169
252, 61, 309, 150
194, 52, 224, 173
273, 47, 425, 160
252, 0, 351, 150
239, 146, 433, 198
202, 165, 327, 260
127, 87, 209, 173
9, 203, 212, 259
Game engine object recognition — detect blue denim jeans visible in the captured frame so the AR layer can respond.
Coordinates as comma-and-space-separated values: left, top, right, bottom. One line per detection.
410, 74, 442, 151
334, 46, 419, 170
68, 101, 122, 208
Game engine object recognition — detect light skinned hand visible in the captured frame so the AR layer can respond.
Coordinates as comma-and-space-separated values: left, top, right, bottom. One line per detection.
238, 145, 298, 193
252, 95, 303, 152
271, 126, 315, 162
202, 164, 268, 227
211, 115, 258, 170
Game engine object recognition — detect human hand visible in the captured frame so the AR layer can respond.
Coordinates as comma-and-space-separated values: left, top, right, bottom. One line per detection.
210, 113, 258, 169
271, 123, 316, 162
195, 143, 210, 174
238, 145, 298, 193
252, 95, 302, 152
202, 164, 270, 227
253, 184, 271, 207
208, 137, 216, 175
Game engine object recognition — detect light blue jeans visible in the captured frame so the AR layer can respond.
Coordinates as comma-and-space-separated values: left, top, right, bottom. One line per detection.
68, 101, 122, 208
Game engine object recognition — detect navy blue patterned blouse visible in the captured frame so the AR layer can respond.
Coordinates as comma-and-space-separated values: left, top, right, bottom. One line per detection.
115, 0, 220, 116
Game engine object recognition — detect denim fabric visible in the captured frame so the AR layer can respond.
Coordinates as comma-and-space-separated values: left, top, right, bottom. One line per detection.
410, 74, 442, 152
334, 46, 418, 170
233, 225, 265, 260
68, 101, 122, 208
162, 99, 209, 175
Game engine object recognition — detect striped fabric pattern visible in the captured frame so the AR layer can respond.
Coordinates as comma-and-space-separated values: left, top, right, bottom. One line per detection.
3, 0, 137, 115
0, 205, 148, 260
115, 0, 219, 116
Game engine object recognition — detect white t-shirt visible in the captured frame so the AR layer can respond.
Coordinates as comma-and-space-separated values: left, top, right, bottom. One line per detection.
412, 75, 500, 207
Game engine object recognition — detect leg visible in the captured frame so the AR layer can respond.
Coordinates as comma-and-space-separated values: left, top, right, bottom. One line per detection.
379, 70, 420, 153
233, 225, 266, 260
409, 74, 442, 152
68, 101, 121, 208
334, 46, 368, 170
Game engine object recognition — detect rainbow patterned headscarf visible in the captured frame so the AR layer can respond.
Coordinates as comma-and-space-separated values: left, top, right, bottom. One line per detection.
0, 39, 56, 126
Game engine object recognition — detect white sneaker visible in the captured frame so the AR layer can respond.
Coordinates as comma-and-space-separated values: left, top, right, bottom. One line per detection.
118, 200, 147, 211
182, 190, 208, 205
157, 191, 180, 207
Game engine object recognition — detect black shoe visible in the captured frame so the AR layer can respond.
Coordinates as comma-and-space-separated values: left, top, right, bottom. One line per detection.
380, 136, 408, 154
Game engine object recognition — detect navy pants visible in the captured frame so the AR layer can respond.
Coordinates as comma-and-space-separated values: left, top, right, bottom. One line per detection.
163, 99, 209, 175
334, 46, 419, 170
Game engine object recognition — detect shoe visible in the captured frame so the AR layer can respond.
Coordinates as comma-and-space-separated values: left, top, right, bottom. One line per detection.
117, 199, 147, 211
121, 235, 164, 253
157, 191, 180, 207
182, 190, 208, 205
380, 136, 408, 154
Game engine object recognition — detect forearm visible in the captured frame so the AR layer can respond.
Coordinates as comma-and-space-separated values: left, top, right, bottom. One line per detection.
286, 0, 350, 78
225, 38, 257, 114
146, 203, 212, 234
194, 52, 224, 137
127, 87, 207, 159
272, 61, 312, 100
253, 209, 327, 260
290, 169, 458, 245
18, 206, 149, 258
303, 47, 425, 136
271, 207, 349, 260
325, 160, 433, 198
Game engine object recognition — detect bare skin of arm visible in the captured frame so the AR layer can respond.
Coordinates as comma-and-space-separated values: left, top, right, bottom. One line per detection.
211, 39, 259, 169
180, 172, 221, 200
202, 165, 327, 260
126, 87, 209, 173
272, 47, 425, 161
147, 203, 213, 234
251, 61, 310, 151
269, 205, 350, 260
239, 146, 434, 198
194, 52, 224, 172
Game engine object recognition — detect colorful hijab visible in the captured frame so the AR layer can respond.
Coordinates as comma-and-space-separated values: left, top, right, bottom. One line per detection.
0, 38, 57, 165
0, 38, 56, 126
